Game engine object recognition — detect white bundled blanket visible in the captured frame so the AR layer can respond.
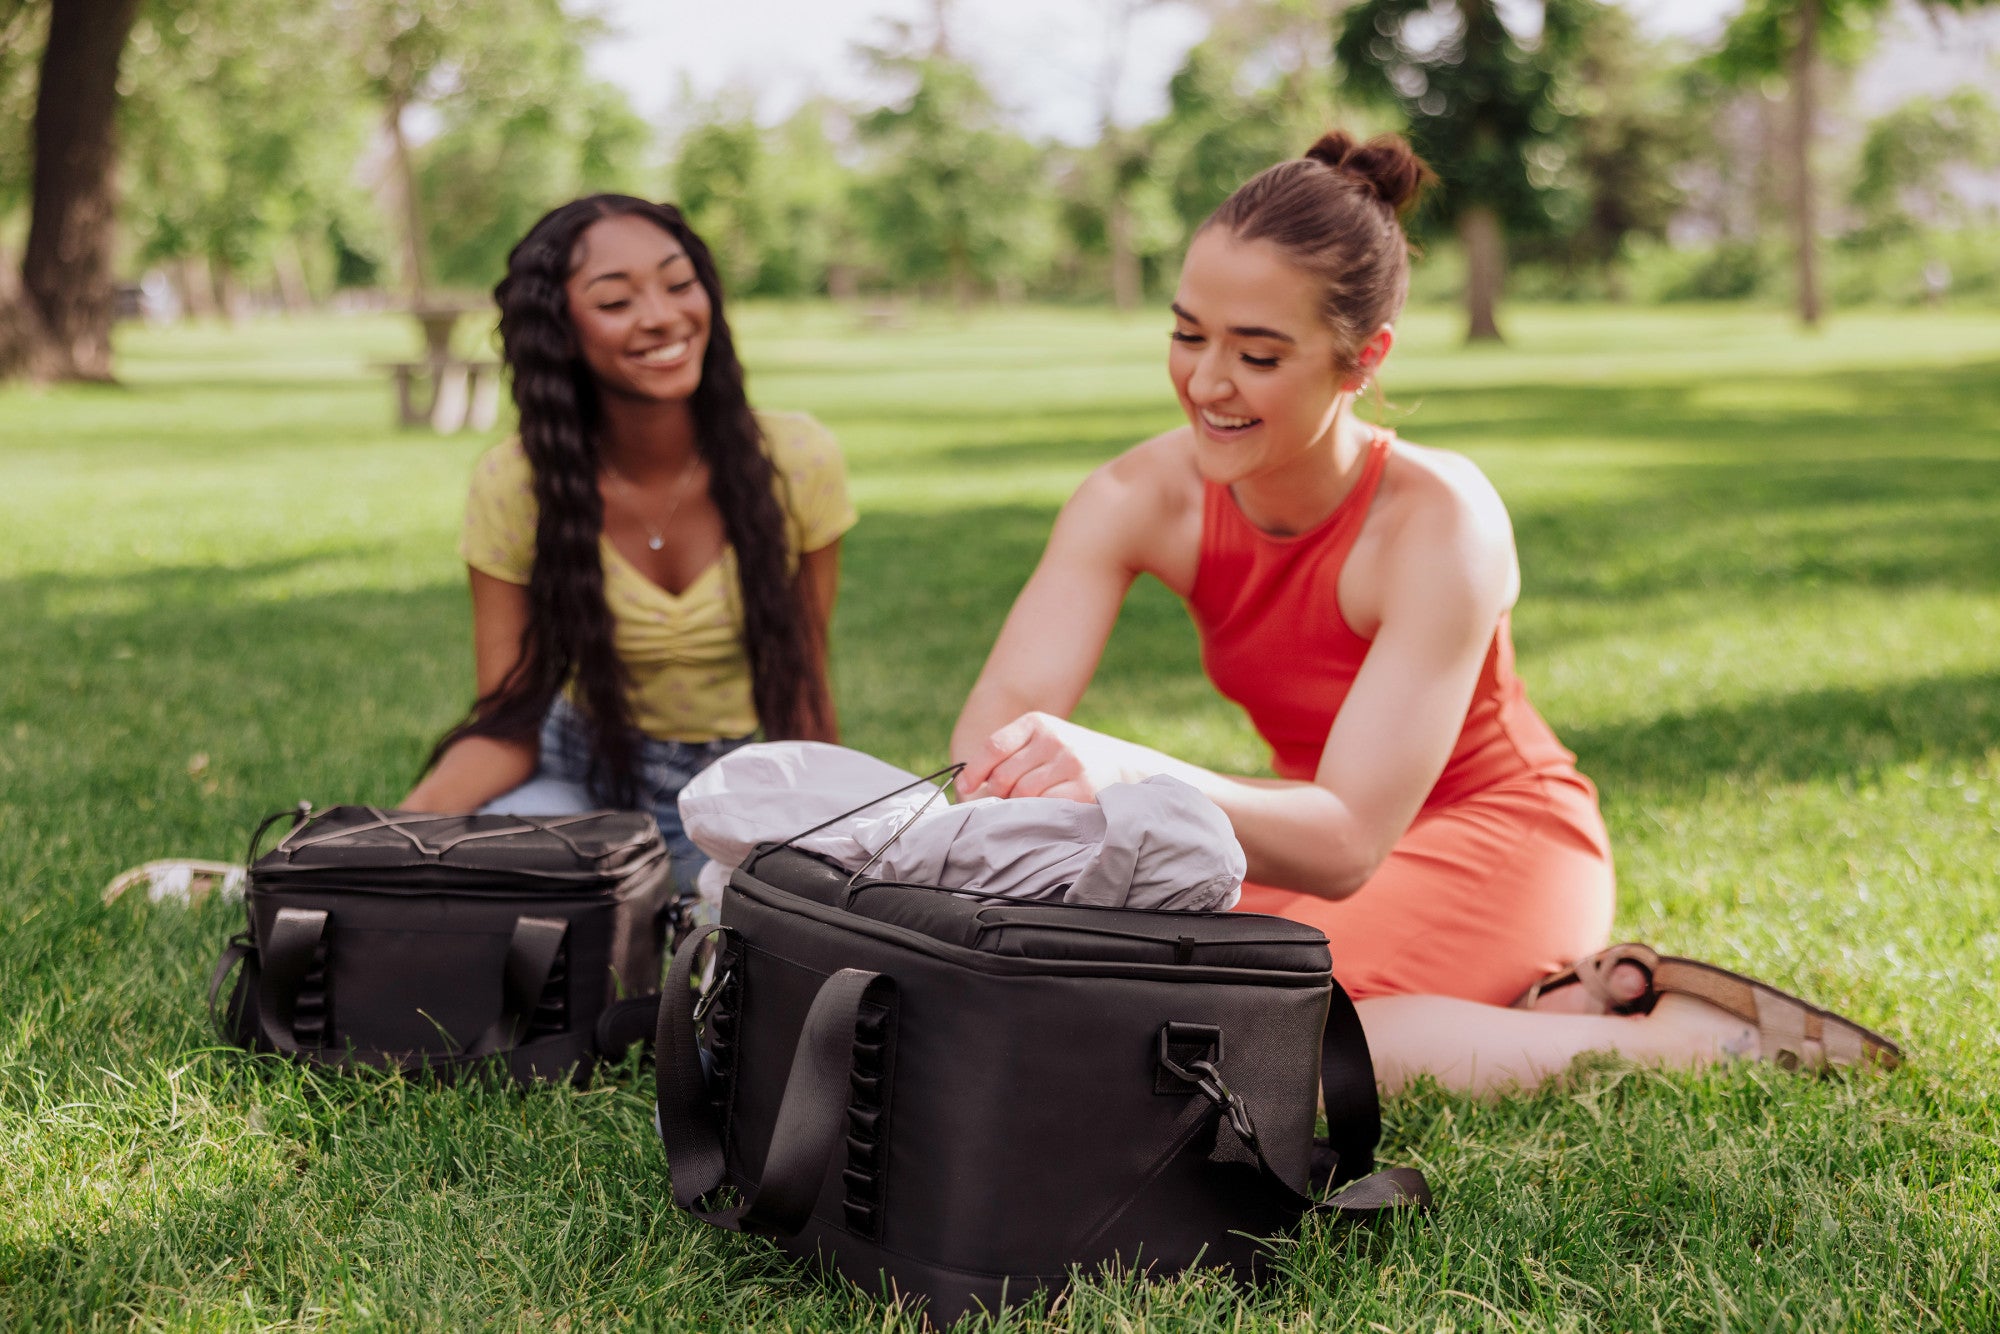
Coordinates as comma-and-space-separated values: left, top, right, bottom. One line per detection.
679, 741, 1245, 913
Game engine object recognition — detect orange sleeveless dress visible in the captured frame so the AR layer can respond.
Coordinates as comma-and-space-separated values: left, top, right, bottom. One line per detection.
1189, 432, 1614, 1004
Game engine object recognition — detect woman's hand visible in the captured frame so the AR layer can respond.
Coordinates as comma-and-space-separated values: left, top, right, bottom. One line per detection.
958, 711, 1159, 802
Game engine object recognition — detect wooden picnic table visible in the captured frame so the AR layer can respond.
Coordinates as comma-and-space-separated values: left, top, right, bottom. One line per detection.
376, 300, 504, 433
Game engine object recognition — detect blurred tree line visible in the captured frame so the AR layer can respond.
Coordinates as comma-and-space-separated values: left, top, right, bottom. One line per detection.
1, 0, 1996, 380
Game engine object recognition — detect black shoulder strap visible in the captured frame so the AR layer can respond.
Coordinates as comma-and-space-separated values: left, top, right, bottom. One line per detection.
654, 925, 891, 1237
594, 994, 663, 1059
1316, 1165, 1432, 1217
1080, 997, 1430, 1250
208, 933, 256, 1042
1317, 979, 1382, 1187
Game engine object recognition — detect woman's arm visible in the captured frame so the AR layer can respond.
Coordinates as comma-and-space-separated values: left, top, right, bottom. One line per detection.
1168, 493, 1507, 896
799, 539, 842, 743
960, 479, 1514, 900
951, 459, 1172, 799
401, 569, 541, 811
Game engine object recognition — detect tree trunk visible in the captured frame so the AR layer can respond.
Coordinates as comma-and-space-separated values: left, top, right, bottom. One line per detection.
214, 258, 246, 324
0, 258, 58, 381
9, 0, 144, 382
948, 238, 974, 309
1789, 0, 1822, 329
176, 254, 218, 321
1094, 1, 1143, 314
273, 235, 314, 313
1459, 205, 1505, 342
386, 95, 430, 305
1107, 191, 1140, 311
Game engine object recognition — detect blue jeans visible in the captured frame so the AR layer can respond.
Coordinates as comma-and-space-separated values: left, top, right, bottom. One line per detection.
479, 697, 751, 907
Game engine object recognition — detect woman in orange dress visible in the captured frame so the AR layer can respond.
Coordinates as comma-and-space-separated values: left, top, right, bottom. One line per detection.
950, 133, 1897, 1093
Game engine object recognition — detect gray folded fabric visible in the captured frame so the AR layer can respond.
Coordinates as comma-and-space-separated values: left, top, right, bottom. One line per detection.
679, 742, 1244, 911
1066, 775, 1245, 911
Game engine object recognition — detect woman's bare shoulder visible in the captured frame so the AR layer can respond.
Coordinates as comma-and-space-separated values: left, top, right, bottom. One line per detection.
1077, 426, 1200, 516
1061, 427, 1204, 575
1379, 435, 1513, 549
1355, 434, 1520, 622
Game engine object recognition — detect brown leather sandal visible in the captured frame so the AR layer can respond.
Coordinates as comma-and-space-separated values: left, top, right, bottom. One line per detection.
1513, 942, 1661, 1014
1516, 943, 1902, 1071
1647, 955, 1903, 1072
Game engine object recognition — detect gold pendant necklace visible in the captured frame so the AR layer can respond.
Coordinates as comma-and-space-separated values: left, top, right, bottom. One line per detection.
604, 450, 703, 551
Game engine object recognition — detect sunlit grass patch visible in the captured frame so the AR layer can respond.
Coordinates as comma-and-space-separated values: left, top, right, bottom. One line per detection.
2, 302, 1997, 1329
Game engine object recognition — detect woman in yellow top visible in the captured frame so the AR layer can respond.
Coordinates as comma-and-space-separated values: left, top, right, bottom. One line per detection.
404, 196, 855, 915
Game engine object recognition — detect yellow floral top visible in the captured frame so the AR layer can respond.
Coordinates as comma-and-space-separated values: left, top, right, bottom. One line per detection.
458, 410, 856, 742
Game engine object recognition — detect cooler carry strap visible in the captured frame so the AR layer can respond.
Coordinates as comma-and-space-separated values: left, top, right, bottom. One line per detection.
655, 925, 891, 1238
257, 907, 330, 1056
470, 914, 569, 1056
227, 908, 569, 1060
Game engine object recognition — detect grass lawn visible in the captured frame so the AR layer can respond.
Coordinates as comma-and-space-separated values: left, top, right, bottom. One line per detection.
3, 300, 1999, 1330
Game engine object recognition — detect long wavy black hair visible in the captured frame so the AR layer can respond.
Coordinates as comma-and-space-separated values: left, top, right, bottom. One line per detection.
428, 195, 828, 806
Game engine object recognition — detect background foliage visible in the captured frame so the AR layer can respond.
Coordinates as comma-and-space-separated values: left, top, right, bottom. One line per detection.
3, 0, 1995, 325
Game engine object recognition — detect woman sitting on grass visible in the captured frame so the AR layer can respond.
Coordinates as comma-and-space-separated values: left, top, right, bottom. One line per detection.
951, 133, 1899, 1093
404, 196, 854, 915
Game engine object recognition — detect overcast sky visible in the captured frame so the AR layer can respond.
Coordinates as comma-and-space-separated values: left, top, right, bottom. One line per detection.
585, 0, 1747, 146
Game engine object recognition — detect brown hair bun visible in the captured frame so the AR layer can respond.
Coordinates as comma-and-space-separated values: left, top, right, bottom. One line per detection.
1303, 131, 1432, 216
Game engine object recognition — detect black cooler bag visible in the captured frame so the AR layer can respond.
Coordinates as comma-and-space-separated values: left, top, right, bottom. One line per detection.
214, 805, 676, 1084
654, 842, 1428, 1322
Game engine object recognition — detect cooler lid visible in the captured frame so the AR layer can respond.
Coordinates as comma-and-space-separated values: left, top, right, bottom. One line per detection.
252, 805, 665, 883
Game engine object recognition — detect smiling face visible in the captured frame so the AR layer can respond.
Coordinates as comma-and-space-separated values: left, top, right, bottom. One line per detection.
563, 211, 711, 403
1168, 227, 1357, 487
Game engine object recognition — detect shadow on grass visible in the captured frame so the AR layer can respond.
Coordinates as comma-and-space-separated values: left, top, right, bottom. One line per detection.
1567, 668, 2000, 801
850, 360, 2000, 600
7, 465, 1993, 834
1390, 358, 2000, 447
1420, 361, 2000, 597
1510, 457, 2000, 600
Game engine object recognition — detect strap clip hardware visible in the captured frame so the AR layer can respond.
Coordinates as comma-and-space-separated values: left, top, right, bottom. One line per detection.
693, 965, 734, 1026
1156, 1021, 1224, 1077
1158, 1024, 1258, 1149
1184, 1057, 1259, 1147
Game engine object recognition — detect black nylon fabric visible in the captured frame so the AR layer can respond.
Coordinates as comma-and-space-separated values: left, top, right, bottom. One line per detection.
654, 843, 1426, 1324
250, 805, 667, 885
214, 805, 676, 1086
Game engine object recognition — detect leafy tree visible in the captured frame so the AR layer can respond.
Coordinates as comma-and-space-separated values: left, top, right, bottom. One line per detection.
311, 0, 643, 304
1084, 0, 1183, 308
756, 102, 861, 298
1710, 0, 1997, 328
850, 29, 1049, 303
0, 0, 40, 228
1848, 87, 2000, 240
1514, 5, 1697, 296
120, 1, 377, 314
1335, 0, 1601, 342
416, 43, 648, 290
673, 103, 775, 295
332, 0, 455, 302
1046, 139, 1179, 304
670, 99, 866, 300
1150, 1, 1359, 239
